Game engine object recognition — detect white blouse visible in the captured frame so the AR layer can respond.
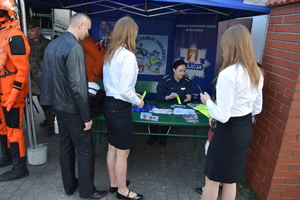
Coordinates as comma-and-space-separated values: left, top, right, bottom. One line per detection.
206, 63, 263, 123
103, 47, 141, 106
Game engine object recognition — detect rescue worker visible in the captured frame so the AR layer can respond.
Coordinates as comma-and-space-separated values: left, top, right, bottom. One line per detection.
0, 98, 12, 167
27, 19, 54, 137
81, 35, 105, 82
0, 0, 30, 181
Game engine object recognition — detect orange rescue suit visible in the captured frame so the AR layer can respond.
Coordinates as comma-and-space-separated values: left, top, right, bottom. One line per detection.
0, 20, 30, 157
81, 35, 105, 83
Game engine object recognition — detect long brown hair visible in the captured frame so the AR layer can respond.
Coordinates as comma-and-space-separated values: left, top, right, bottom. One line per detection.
219, 24, 263, 90
104, 16, 138, 64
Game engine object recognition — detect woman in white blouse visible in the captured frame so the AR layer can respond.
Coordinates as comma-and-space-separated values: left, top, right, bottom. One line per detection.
103, 16, 144, 200
200, 24, 264, 200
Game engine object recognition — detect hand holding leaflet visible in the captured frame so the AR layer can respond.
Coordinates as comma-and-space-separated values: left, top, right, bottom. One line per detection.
176, 96, 182, 104
197, 85, 203, 94
141, 91, 147, 99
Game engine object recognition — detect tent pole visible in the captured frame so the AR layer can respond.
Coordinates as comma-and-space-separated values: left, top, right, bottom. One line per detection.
18, 0, 27, 32
18, 0, 38, 149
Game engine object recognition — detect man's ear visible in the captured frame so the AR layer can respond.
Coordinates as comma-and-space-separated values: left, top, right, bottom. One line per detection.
38, 27, 42, 34
78, 22, 83, 29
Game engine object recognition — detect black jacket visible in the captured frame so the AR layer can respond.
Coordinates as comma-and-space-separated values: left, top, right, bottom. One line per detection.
40, 31, 91, 123
156, 74, 192, 102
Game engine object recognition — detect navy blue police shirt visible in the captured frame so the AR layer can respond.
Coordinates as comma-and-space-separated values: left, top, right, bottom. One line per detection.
156, 74, 192, 102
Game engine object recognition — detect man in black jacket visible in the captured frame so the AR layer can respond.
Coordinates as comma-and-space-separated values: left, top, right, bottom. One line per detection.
40, 13, 107, 199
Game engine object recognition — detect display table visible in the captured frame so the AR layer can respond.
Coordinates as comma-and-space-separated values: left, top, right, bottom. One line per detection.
93, 101, 209, 162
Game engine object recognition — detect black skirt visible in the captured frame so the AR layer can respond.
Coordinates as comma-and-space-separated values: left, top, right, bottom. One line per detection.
103, 96, 133, 150
204, 113, 252, 183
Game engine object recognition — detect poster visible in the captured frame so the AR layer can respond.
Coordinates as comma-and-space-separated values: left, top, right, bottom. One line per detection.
173, 15, 218, 100
135, 34, 168, 75
98, 20, 116, 50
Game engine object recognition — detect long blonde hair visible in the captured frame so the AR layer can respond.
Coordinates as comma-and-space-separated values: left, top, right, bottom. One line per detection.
104, 16, 138, 64
219, 24, 263, 90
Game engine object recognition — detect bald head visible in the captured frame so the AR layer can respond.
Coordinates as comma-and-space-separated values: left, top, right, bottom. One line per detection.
68, 13, 91, 41
69, 13, 91, 28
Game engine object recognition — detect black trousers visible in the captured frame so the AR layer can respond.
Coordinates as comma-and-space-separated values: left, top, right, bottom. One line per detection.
148, 125, 171, 142
54, 110, 96, 198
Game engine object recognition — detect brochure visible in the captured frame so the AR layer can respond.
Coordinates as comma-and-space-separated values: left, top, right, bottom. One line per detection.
173, 108, 196, 115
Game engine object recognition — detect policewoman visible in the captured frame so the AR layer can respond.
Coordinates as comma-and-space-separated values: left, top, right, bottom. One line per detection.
146, 60, 192, 147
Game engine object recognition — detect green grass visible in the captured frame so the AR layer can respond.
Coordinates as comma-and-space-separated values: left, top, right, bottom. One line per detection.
240, 179, 261, 200
248, 191, 261, 200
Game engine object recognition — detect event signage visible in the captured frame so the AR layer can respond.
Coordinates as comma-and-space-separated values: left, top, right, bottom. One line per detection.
173, 14, 218, 100
135, 34, 168, 75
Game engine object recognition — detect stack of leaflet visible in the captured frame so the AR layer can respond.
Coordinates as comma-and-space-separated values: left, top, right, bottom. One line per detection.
173, 108, 196, 115
172, 108, 199, 123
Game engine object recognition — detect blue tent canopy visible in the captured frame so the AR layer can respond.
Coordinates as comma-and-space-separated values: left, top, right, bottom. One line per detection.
24, 0, 271, 21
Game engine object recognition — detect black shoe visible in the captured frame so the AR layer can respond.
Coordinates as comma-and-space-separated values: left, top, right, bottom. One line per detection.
146, 138, 157, 146
80, 190, 108, 199
195, 186, 223, 195
159, 140, 166, 147
0, 143, 29, 181
40, 119, 47, 127
195, 187, 203, 194
109, 180, 131, 193
0, 135, 12, 167
116, 190, 143, 200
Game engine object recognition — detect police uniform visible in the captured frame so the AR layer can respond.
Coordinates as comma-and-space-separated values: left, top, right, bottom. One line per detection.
147, 74, 192, 146
156, 74, 192, 102
27, 20, 54, 136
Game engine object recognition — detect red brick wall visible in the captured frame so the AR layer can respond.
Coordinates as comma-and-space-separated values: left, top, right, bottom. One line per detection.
245, 2, 300, 200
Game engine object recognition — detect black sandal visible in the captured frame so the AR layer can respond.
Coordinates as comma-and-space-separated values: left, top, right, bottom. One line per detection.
116, 190, 144, 200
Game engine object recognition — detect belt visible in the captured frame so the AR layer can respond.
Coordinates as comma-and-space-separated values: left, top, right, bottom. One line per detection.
0, 71, 17, 78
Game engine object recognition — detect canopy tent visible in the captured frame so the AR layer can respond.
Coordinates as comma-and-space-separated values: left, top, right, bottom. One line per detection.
24, 0, 271, 21
20, 0, 271, 99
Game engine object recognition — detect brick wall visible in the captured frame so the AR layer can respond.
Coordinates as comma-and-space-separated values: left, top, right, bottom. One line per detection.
245, 2, 300, 200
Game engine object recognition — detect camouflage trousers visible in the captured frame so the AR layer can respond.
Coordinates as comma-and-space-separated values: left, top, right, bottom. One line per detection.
41, 105, 54, 128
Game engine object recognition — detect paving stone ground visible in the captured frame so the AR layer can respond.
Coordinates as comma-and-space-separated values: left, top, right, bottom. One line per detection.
0, 97, 247, 200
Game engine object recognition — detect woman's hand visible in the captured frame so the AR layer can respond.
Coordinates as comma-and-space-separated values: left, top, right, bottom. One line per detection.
183, 94, 191, 102
136, 93, 142, 99
209, 117, 216, 126
137, 99, 144, 108
252, 116, 256, 124
200, 92, 211, 105
165, 92, 178, 101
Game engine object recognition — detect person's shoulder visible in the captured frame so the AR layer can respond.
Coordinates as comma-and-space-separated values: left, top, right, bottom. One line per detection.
47, 33, 76, 50
9, 29, 26, 42
221, 64, 238, 74
161, 75, 171, 82
11, 28, 25, 36
41, 35, 51, 43
119, 47, 134, 56
117, 47, 136, 60
184, 75, 191, 82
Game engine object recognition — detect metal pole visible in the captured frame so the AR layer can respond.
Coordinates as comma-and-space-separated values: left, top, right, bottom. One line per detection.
18, 0, 38, 148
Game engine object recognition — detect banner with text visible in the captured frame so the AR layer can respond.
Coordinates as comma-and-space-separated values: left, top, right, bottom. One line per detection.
173, 14, 218, 101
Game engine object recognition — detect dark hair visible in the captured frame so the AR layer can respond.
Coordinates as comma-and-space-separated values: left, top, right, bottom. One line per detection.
172, 60, 186, 70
